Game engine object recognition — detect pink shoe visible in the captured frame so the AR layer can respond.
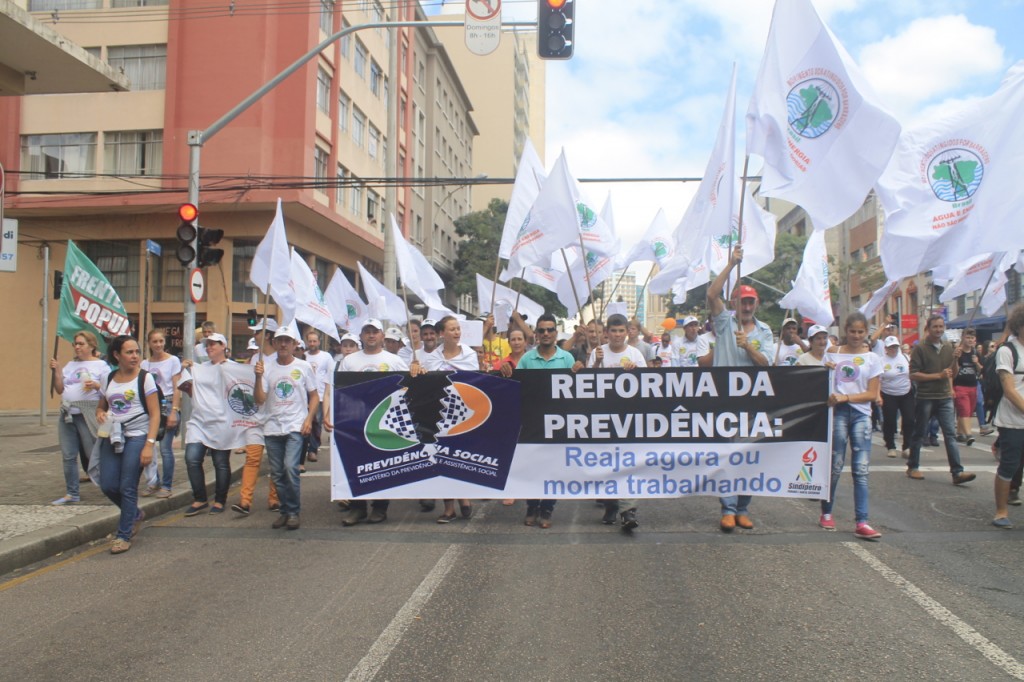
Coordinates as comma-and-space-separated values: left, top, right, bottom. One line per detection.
818, 514, 835, 531
854, 523, 881, 540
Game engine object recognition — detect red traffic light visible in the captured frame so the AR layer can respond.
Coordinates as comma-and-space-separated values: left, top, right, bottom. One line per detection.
546, 0, 566, 6
178, 203, 198, 222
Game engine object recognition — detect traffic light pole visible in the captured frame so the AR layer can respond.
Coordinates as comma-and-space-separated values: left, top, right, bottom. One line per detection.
182, 18, 534, 361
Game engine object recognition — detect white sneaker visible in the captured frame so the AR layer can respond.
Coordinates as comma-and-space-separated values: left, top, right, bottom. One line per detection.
51, 495, 79, 505
887, 449, 899, 458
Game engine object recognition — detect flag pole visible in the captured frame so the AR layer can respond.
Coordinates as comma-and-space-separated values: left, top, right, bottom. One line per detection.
256, 289, 271, 365
511, 267, 526, 315
732, 154, 752, 301
49, 337, 59, 398
577, 234, 601, 325
399, 284, 417, 363
488, 256, 502, 330
560, 248, 589, 357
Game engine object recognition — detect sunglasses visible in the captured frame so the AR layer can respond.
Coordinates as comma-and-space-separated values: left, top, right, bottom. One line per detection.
536, 327, 557, 334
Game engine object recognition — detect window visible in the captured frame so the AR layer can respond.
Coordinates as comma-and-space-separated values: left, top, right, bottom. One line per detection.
338, 92, 349, 131
336, 165, 348, 208
864, 242, 877, 259
381, 137, 387, 168
319, 0, 333, 34
316, 67, 331, 113
367, 190, 379, 223
340, 19, 351, 59
370, 60, 383, 97
314, 146, 329, 184
232, 241, 260, 302
354, 40, 367, 79
352, 108, 365, 147
352, 180, 363, 217
111, 0, 168, 5
372, 0, 384, 23
104, 130, 162, 175
153, 241, 184, 302
29, 0, 99, 8
851, 248, 862, 262
21, 133, 96, 179
80, 241, 138, 302
107, 44, 166, 90
368, 125, 380, 159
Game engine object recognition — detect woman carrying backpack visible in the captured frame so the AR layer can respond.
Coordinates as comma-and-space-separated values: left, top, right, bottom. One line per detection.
992, 305, 1024, 529
96, 335, 161, 554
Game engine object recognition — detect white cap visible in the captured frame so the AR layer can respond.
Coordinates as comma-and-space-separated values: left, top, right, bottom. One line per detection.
249, 318, 278, 333
203, 332, 228, 346
384, 327, 403, 342
362, 318, 384, 332
807, 324, 829, 339
884, 335, 901, 347
341, 332, 359, 345
783, 317, 799, 327
682, 315, 699, 327
246, 337, 259, 351
421, 318, 438, 329
274, 323, 300, 340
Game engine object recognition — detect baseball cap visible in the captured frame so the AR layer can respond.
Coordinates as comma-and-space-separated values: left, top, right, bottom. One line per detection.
362, 318, 384, 332
782, 317, 799, 327
682, 315, 699, 327
732, 285, 759, 301
884, 335, 901, 347
274, 323, 300, 340
384, 327, 403, 342
246, 337, 259, 351
340, 333, 359, 345
420, 318, 437, 330
248, 318, 279, 333
807, 324, 829, 339
203, 332, 228, 346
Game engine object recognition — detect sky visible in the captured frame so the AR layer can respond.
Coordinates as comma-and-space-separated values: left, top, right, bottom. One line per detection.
472, 0, 1024, 260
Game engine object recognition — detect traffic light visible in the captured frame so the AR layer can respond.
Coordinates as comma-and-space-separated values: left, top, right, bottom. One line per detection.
538, 0, 574, 60
197, 227, 224, 267
175, 203, 198, 266
246, 308, 259, 327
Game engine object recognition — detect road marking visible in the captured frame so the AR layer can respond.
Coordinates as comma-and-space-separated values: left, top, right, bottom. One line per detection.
0, 543, 108, 593
844, 542, 1024, 680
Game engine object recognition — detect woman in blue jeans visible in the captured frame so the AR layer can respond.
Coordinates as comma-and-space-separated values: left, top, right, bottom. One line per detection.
183, 333, 233, 515
140, 328, 182, 498
821, 313, 883, 539
96, 335, 160, 555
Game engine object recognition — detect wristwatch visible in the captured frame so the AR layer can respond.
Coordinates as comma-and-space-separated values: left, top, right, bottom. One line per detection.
146, 438, 157, 444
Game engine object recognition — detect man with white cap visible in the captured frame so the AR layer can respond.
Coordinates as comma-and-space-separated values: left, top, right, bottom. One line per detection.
797, 325, 830, 366
877, 334, 915, 458
776, 317, 808, 366
419, 319, 440, 355
254, 323, 320, 531
708, 246, 775, 532
677, 315, 711, 368
384, 327, 405, 356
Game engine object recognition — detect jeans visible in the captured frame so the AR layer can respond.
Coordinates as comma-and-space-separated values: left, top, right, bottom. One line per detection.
976, 381, 987, 425
995, 428, 1024, 481
58, 413, 95, 498
265, 433, 303, 516
526, 499, 557, 513
185, 442, 231, 505
822, 404, 871, 523
720, 495, 752, 516
909, 398, 964, 475
144, 423, 177, 491
99, 434, 145, 541
881, 391, 916, 451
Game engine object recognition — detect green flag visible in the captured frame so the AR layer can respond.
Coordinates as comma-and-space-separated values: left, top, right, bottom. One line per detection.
58, 240, 132, 349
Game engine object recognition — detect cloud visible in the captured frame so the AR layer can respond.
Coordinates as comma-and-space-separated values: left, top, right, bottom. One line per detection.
859, 14, 1005, 119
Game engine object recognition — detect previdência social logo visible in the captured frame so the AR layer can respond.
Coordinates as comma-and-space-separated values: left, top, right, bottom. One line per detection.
365, 382, 493, 451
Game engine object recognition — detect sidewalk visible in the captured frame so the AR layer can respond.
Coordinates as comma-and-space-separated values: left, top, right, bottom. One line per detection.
0, 414, 243, 576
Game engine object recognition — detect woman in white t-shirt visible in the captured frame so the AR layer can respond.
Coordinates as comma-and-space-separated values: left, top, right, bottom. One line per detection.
993, 305, 1024, 528
96, 336, 161, 554
423, 316, 478, 523
49, 331, 110, 505
821, 313, 883, 540
140, 329, 182, 498
876, 336, 915, 459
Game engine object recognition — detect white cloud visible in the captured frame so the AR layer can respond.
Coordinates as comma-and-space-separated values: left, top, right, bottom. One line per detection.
859, 15, 1005, 119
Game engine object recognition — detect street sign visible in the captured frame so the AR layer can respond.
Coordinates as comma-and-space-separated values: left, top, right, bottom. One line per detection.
189, 267, 205, 303
146, 239, 162, 256
1, 218, 17, 273
465, 0, 501, 56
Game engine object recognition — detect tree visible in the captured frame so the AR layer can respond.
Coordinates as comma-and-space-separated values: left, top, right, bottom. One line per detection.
451, 198, 567, 319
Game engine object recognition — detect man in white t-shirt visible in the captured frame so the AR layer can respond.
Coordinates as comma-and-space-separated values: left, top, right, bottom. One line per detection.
649, 331, 680, 367
303, 329, 335, 466
254, 323, 319, 531
588, 314, 646, 532
676, 316, 711, 367
992, 304, 1024, 528
775, 318, 808, 366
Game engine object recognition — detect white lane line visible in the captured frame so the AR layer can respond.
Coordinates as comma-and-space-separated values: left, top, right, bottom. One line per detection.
843, 542, 1024, 680
345, 543, 462, 682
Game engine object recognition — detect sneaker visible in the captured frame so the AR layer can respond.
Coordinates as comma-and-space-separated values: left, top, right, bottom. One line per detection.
51, 495, 80, 506
286, 514, 300, 530
524, 506, 538, 527
854, 523, 881, 540
341, 508, 368, 526
231, 503, 251, 515
271, 514, 289, 529
965, 436, 975, 446
184, 503, 209, 517
955, 434, 967, 443
979, 426, 996, 436
927, 438, 941, 447
139, 485, 159, 498
953, 472, 977, 485
620, 509, 639, 531
992, 517, 1013, 529
1009, 490, 1021, 506
110, 538, 131, 554
155, 488, 172, 499
886, 449, 899, 458
367, 509, 388, 524
601, 503, 619, 525
819, 514, 836, 531
907, 469, 925, 480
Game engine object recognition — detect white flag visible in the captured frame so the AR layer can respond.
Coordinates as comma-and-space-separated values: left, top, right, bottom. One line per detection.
506, 151, 594, 275
702, 187, 779, 294
617, 209, 675, 270
580, 192, 620, 259
289, 250, 339, 341
250, 198, 296, 322
747, 0, 900, 230
499, 139, 547, 260
556, 246, 614, 319
390, 214, 452, 315
878, 64, 1024, 279
939, 251, 1017, 305
357, 262, 407, 324
516, 259, 562, 294
323, 267, 367, 331
858, 278, 902, 318
779, 229, 834, 325
650, 65, 737, 294
186, 362, 263, 451
475, 274, 545, 328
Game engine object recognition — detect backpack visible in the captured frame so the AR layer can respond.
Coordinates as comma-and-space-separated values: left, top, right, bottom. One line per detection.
982, 342, 1022, 415
106, 368, 167, 441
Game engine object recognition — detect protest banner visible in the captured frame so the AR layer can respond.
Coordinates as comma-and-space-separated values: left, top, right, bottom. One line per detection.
58, 240, 132, 348
331, 367, 832, 501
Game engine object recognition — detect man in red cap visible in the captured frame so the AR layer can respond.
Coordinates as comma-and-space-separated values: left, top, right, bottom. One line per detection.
707, 246, 775, 533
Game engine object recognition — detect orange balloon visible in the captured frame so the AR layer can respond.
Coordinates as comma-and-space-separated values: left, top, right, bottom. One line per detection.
663, 318, 677, 330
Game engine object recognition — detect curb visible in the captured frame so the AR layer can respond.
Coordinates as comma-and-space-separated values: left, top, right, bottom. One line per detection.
0, 460, 245, 577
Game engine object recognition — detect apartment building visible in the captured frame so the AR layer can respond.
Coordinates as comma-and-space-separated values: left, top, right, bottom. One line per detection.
0, 0, 477, 411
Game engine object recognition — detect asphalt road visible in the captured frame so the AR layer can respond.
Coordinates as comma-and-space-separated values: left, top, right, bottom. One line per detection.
2, 433, 1022, 682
